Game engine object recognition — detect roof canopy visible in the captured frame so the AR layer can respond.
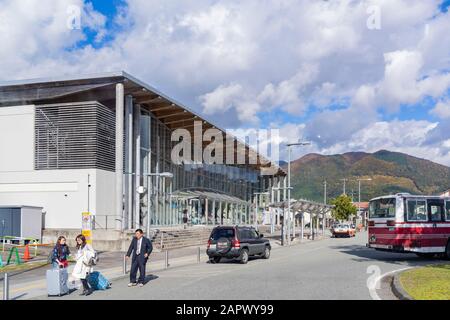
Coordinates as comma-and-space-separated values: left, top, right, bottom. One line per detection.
0, 71, 285, 176
270, 199, 334, 216
172, 189, 249, 205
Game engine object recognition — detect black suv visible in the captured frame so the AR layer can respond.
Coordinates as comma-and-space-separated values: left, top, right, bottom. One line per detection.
206, 226, 271, 264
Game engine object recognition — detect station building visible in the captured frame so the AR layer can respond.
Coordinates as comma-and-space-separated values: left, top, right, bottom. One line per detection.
0, 72, 286, 238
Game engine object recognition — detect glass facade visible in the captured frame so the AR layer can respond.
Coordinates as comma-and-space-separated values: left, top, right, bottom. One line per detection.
132, 108, 265, 228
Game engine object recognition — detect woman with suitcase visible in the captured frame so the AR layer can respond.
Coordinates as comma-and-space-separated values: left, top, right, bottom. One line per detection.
72, 234, 95, 296
51, 236, 70, 269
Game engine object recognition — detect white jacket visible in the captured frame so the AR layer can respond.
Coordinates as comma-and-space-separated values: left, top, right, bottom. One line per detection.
72, 244, 94, 280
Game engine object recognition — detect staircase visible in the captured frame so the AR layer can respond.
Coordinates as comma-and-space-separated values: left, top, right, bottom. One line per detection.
43, 226, 215, 252
150, 226, 214, 251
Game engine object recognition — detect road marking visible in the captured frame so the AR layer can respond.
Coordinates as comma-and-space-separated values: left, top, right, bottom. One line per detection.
368, 267, 413, 300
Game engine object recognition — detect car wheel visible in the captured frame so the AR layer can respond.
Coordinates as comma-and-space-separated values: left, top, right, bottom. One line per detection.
209, 257, 221, 264
239, 249, 249, 264
262, 246, 270, 259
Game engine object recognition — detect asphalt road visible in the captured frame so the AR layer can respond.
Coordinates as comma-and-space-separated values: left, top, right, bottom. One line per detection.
40, 231, 442, 300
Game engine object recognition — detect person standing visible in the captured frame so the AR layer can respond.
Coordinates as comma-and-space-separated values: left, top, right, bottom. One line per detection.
126, 229, 153, 287
51, 236, 70, 269
182, 209, 188, 229
72, 234, 95, 296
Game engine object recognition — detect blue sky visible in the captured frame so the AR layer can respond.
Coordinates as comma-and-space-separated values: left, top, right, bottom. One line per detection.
1, 0, 450, 164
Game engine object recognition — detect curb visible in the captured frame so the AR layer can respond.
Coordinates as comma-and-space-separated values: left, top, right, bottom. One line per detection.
391, 271, 413, 300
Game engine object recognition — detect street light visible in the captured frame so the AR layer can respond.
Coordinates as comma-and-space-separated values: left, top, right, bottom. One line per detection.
286, 141, 310, 245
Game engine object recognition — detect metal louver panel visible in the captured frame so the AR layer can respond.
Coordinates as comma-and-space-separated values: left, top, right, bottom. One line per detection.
35, 102, 116, 171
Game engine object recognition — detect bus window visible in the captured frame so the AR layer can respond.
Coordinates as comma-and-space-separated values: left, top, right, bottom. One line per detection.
369, 198, 396, 218
429, 204, 443, 222
406, 200, 427, 221
446, 201, 450, 221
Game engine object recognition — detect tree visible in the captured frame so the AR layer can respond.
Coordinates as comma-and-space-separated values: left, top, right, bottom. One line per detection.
331, 194, 357, 221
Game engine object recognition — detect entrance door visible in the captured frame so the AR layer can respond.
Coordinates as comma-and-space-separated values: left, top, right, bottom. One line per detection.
427, 200, 446, 248
0, 208, 21, 238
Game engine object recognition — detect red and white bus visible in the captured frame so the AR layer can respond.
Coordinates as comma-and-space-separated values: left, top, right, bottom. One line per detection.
367, 193, 450, 258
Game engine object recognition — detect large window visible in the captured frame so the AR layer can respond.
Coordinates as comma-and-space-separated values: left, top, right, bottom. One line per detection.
406, 199, 427, 222
445, 201, 450, 221
369, 198, 396, 218
429, 204, 443, 222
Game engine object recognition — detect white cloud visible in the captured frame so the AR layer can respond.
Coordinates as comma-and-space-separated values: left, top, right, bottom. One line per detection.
275, 119, 450, 166
378, 50, 450, 111
257, 64, 319, 115
430, 100, 450, 119
1, 0, 450, 165
0, 0, 106, 78
200, 83, 243, 115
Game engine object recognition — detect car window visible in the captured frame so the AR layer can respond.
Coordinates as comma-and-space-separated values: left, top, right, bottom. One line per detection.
238, 229, 250, 240
249, 229, 259, 239
211, 228, 235, 240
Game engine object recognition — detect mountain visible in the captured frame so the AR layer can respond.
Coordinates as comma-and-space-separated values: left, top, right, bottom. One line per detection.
285, 150, 450, 203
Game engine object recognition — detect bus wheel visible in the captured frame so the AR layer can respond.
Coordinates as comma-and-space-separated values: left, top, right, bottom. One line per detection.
415, 253, 435, 259
445, 241, 450, 260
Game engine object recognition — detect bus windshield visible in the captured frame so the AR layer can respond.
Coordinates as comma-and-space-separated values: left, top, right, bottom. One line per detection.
369, 198, 396, 218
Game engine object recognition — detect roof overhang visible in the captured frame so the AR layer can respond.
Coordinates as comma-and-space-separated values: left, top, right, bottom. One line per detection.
0, 71, 286, 176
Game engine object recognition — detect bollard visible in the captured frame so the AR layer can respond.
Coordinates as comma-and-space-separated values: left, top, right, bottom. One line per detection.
3, 273, 9, 300
197, 247, 201, 264
123, 255, 127, 275
164, 250, 169, 269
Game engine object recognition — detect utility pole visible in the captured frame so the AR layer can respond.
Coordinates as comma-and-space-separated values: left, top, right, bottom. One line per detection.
357, 178, 372, 227
323, 180, 327, 232
340, 178, 348, 195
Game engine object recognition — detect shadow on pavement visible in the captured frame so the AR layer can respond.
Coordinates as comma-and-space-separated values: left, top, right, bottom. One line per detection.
143, 274, 159, 284
328, 243, 443, 266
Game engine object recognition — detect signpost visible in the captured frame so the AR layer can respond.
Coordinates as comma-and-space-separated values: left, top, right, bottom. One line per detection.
82, 212, 93, 245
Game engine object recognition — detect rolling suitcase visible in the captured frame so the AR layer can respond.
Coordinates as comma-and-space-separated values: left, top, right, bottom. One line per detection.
88, 271, 111, 290
46, 268, 69, 297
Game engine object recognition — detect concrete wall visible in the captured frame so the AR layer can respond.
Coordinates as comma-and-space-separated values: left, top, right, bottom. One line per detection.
21, 206, 43, 241
0, 169, 115, 229
0, 105, 35, 172
0, 104, 117, 229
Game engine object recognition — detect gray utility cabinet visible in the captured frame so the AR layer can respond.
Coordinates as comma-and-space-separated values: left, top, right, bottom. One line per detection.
0, 206, 43, 241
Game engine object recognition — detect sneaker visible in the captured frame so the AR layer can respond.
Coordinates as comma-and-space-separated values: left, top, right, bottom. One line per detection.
138, 283, 144, 287
128, 283, 137, 287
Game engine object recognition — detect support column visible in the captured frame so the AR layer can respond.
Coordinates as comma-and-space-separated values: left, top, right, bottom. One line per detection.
134, 104, 141, 229
125, 95, 133, 230
115, 83, 124, 231
205, 198, 209, 225
212, 200, 216, 225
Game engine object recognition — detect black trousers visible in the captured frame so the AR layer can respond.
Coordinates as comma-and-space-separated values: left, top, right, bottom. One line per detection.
130, 255, 147, 284
81, 278, 90, 291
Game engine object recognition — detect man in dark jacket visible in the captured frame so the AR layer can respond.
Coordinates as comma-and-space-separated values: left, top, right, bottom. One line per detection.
126, 229, 153, 287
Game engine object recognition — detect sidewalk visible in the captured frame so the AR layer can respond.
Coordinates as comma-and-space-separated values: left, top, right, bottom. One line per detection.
1, 234, 327, 300
0, 245, 211, 300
